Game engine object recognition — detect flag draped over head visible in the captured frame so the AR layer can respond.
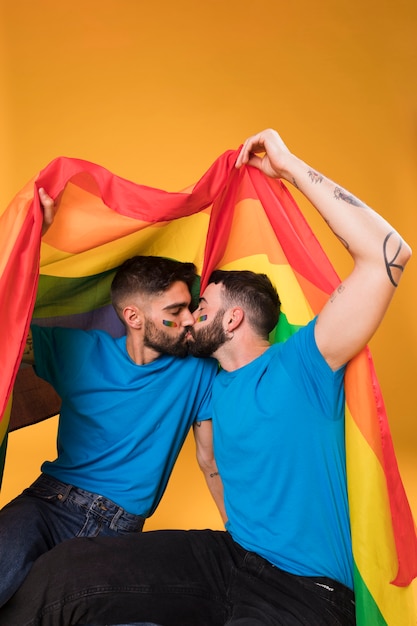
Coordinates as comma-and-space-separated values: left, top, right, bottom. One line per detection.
1, 151, 416, 625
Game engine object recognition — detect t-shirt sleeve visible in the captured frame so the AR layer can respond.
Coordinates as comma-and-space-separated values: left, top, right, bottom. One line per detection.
193, 358, 218, 423
31, 325, 94, 396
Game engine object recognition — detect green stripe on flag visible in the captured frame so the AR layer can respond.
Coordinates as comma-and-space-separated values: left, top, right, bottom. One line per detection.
270, 312, 303, 344
353, 561, 388, 626
34, 271, 116, 317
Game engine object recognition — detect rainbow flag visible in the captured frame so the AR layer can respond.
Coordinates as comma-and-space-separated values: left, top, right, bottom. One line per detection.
1, 151, 416, 625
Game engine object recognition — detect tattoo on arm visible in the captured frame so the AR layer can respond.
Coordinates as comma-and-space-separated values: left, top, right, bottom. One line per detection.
292, 177, 299, 189
209, 471, 219, 478
329, 284, 346, 302
384, 232, 404, 287
334, 187, 366, 208
307, 170, 323, 184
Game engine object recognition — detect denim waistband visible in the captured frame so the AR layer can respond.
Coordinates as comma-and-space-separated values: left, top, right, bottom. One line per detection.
31, 474, 145, 533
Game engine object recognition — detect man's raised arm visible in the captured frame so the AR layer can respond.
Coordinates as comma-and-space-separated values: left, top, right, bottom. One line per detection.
236, 128, 412, 370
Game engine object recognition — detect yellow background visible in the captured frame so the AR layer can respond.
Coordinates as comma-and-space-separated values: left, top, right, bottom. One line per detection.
0, 0, 416, 584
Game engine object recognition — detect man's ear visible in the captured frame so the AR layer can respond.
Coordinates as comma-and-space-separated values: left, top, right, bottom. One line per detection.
226, 307, 244, 332
123, 305, 143, 330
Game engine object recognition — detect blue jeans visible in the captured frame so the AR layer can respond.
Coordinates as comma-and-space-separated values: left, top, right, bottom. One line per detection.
0, 529, 356, 625
0, 474, 145, 607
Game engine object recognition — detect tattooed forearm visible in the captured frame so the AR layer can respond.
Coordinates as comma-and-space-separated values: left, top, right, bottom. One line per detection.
209, 471, 220, 478
292, 177, 299, 189
384, 232, 404, 287
334, 187, 366, 208
307, 170, 323, 184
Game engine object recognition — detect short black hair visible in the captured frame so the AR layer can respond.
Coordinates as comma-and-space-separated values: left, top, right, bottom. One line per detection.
208, 269, 280, 338
111, 256, 197, 316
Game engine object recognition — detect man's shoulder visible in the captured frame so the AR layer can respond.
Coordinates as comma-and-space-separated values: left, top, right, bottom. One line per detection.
264, 320, 317, 366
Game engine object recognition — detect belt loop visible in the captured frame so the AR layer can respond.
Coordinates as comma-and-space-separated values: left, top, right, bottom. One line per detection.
109, 506, 123, 530
56, 482, 73, 503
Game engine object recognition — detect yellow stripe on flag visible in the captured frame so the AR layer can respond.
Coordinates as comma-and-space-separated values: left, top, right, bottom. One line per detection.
40, 213, 211, 278
346, 411, 417, 624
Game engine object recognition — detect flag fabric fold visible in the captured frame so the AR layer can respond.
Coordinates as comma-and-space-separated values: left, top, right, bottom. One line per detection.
1, 151, 416, 625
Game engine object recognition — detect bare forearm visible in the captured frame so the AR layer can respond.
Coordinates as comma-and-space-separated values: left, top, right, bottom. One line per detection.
201, 467, 227, 524
282, 154, 411, 286
194, 421, 227, 524
236, 128, 411, 286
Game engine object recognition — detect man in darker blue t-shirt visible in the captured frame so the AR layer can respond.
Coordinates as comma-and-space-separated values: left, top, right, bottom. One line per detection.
0, 252, 222, 609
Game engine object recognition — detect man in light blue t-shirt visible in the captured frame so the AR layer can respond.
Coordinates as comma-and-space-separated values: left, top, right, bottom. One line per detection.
0, 128, 411, 626
0, 250, 223, 611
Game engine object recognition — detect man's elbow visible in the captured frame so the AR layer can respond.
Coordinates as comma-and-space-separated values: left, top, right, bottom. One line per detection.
196, 451, 217, 476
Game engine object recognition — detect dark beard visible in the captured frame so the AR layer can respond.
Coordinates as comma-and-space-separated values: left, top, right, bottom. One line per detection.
187, 309, 228, 358
144, 318, 189, 358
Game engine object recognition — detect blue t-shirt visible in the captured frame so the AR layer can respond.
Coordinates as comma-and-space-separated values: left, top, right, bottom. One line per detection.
212, 319, 353, 589
32, 326, 218, 516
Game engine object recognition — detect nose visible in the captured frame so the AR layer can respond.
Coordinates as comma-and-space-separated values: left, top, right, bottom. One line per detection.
182, 309, 195, 327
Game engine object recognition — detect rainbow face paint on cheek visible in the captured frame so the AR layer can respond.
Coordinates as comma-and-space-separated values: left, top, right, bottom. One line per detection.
162, 320, 178, 327
196, 314, 207, 323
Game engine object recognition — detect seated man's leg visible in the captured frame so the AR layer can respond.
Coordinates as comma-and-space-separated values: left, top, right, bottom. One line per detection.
0, 530, 232, 626
0, 476, 81, 607
0, 493, 46, 606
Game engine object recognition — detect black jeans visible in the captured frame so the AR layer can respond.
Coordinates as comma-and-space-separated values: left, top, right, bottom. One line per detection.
0, 530, 355, 626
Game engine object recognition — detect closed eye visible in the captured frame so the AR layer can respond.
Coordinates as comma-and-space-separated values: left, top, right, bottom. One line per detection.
163, 302, 191, 316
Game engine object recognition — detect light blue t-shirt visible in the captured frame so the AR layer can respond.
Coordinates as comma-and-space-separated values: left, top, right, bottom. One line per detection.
212, 319, 353, 589
32, 326, 218, 516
